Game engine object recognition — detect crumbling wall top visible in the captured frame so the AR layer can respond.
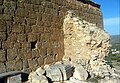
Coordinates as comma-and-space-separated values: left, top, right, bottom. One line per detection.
77, 0, 100, 8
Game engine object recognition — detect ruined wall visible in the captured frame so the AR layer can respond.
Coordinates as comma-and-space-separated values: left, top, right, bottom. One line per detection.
0, 0, 103, 74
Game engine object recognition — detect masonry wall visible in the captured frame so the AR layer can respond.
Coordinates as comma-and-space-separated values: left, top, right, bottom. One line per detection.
0, 0, 103, 74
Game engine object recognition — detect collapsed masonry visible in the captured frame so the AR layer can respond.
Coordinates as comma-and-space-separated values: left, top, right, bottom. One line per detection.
27, 11, 120, 83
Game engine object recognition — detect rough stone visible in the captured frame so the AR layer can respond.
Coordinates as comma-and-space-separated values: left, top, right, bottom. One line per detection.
28, 72, 48, 83
0, 20, 6, 32
12, 24, 25, 33
7, 74, 21, 83
69, 77, 86, 83
73, 63, 88, 80
45, 65, 63, 82
35, 67, 45, 76
0, 32, 6, 41
45, 63, 74, 81
0, 0, 3, 5
0, 49, 6, 62
7, 49, 18, 61
6, 59, 23, 71
28, 59, 38, 69
0, 63, 6, 73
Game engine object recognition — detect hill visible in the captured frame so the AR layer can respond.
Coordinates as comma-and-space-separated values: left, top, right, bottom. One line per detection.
110, 35, 120, 50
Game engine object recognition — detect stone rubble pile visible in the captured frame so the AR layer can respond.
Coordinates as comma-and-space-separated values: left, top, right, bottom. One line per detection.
27, 11, 120, 83
27, 61, 90, 83
27, 61, 120, 83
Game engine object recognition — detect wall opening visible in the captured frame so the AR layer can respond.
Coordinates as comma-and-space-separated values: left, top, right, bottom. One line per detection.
31, 41, 37, 50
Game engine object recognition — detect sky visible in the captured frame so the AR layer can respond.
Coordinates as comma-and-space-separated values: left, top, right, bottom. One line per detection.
93, 0, 120, 35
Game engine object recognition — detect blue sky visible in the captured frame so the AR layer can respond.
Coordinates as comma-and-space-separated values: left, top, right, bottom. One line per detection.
93, 0, 120, 35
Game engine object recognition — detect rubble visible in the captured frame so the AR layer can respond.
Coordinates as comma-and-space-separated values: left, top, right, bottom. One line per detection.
28, 72, 48, 83
73, 63, 88, 81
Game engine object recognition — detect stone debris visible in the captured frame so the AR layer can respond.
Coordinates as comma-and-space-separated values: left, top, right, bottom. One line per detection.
35, 67, 45, 76
73, 63, 88, 81
45, 65, 63, 82
44, 63, 74, 81
69, 77, 88, 83
28, 71, 48, 83
27, 63, 75, 83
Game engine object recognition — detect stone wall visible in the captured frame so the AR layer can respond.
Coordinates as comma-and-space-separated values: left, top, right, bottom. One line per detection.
0, 0, 103, 74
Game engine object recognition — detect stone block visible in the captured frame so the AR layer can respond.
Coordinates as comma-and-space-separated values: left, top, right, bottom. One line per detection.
27, 18, 36, 26
0, 14, 12, 21
23, 50, 32, 59
7, 33, 17, 43
7, 49, 18, 61
52, 3, 60, 11
21, 42, 31, 50
15, 8, 25, 17
24, 25, 31, 33
17, 2, 25, 8
7, 74, 21, 83
2, 41, 14, 49
45, 64, 74, 81
28, 33, 39, 42
0, 0, 3, 5
45, 7, 58, 16
42, 13, 52, 22
45, 65, 62, 82
14, 42, 22, 49
6, 59, 23, 71
39, 5, 45, 13
0, 20, 6, 32
0, 32, 7, 41
44, 55, 54, 64
32, 49, 40, 58
31, 0, 41, 5
12, 24, 25, 33
23, 59, 29, 69
73, 63, 88, 80
17, 34, 26, 42
37, 57, 44, 67
13, 17, 26, 25
28, 59, 38, 69
29, 11, 37, 19
44, 21, 51, 27
0, 62, 6, 74
36, 12, 42, 22
0, 49, 6, 62
35, 67, 45, 76
40, 48, 47, 58
33, 5, 39, 12
3, 7, 14, 15
54, 64, 74, 80
41, 1, 53, 8
31, 25, 44, 33
28, 72, 48, 83
52, 16, 61, 24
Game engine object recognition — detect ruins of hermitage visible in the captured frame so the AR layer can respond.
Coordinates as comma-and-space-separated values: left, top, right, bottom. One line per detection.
0, 0, 120, 83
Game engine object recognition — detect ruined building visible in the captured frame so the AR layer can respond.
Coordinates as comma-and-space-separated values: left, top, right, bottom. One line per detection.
0, 0, 119, 82
0, 0, 103, 73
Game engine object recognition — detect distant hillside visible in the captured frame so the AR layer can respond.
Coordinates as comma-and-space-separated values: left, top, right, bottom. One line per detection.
110, 35, 120, 50
110, 35, 120, 44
